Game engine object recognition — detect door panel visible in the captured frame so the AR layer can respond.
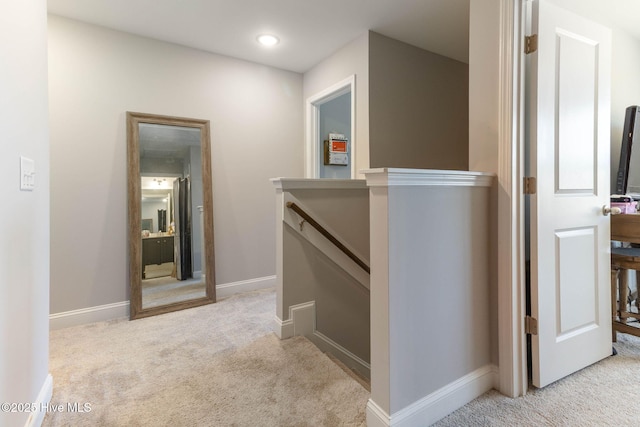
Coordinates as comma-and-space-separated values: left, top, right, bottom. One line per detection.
555, 228, 597, 337
556, 31, 598, 193
529, 0, 612, 388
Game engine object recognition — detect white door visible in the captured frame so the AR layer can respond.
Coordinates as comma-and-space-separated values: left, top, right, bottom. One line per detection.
528, 0, 612, 388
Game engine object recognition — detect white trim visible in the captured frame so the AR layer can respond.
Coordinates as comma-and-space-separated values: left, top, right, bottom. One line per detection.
366, 365, 496, 426
497, 0, 528, 398
273, 315, 294, 339
24, 373, 52, 427
216, 275, 276, 298
363, 168, 495, 188
366, 399, 391, 427
50, 276, 276, 330
270, 177, 367, 191
311, 330, 371, 378
305, 75, 357, 179
49, 301, 129, 330
273, 301, 315, 339
291, 301, 316, 336
274, 300, 371, 378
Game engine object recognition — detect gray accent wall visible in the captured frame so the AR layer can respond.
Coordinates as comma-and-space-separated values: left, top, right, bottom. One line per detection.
48, 16, 303, 314
368, 32, 469, 171
279, 185, 370, 364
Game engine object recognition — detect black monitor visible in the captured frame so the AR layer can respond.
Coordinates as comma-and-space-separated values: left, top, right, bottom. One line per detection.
615, 105, 640, 195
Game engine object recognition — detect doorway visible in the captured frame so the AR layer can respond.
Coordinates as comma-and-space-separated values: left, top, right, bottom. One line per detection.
305, 75, 356, 179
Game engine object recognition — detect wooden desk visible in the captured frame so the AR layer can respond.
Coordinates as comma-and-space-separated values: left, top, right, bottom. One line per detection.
611, 213, 640, 340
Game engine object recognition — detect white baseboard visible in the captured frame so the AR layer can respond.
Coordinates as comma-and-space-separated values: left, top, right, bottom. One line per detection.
366, 399, 391, 427
216, 275, 276, 298
50, 275, 276, 330
273, 315, 294, 339
309, 330, 371, 379
274, 300, 370, 379
24, 373, 52, 427
49, 301, 129, 330
273, 301, 314, 339
367, 364, 496, 426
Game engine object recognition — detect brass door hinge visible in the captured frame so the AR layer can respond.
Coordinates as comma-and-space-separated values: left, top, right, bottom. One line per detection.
525, 316, 538, 335
525, 34, 538, 54
523, 177, 537, 195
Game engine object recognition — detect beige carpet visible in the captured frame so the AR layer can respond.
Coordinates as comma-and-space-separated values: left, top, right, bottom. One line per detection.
44, 289, 369, 427
435, 332, 640, 426
44, 286, 640, 426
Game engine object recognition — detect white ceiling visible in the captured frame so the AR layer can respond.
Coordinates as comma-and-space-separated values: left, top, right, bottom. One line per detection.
46, 0, 471, 73
46, 0, 640, 74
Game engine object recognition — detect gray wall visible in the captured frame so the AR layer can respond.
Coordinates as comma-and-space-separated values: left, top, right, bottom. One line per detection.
367, 176, 493, 416
281, 186, 370, 363
610, 29, 640, 191
48, 16, 303, 314
368, 32, 469, 170
0, 2, 50, 426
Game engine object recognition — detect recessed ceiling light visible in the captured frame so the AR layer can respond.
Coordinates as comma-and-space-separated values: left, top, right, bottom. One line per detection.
257, 34, 279, 47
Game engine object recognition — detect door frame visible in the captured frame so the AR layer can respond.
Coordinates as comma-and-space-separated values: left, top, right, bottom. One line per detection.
304, 75, 356, 179
497, 0, 528, 398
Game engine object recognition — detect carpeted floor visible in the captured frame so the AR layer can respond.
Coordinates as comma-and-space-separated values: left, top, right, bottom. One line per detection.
43, 288, 369, 427
44, 287, 640, 426
435, 332, 640, 426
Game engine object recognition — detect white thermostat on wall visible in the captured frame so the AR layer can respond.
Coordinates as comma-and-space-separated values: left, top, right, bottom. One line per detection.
328, 152, 348, 165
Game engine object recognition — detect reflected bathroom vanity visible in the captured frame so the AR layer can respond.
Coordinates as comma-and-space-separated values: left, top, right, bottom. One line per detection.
142, 234, 174, 278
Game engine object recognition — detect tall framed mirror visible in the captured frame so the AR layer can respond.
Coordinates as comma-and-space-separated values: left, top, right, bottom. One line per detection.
127, 112, 215, 319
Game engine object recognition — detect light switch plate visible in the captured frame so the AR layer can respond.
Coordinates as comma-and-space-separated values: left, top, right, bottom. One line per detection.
20, 156, 35, 191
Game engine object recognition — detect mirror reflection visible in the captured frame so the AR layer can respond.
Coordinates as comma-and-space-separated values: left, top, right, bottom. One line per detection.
128, 112, 215, 319
140, 124, 205, 308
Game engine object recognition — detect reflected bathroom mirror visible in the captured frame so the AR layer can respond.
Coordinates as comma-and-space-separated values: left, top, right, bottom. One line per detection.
127, 112, 215, 319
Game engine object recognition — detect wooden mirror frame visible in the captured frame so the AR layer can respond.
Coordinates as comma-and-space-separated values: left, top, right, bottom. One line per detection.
127, 111, 216, 319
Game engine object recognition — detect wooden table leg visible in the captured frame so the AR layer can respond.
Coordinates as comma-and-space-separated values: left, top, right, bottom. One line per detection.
635, 271, 640, 315
612, 268, 618, 342
620, 268, 629, 325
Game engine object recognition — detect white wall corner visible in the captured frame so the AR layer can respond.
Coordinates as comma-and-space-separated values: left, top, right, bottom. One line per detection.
491, 364, 500, 390
367, 399, 391, 427
273, 315, 293, 339
24, 373, 53, 427
388, 365, 495, 427
274, 301, 315, 339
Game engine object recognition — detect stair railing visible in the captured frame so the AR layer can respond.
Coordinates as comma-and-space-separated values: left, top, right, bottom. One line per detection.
286, 201, 370, 275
